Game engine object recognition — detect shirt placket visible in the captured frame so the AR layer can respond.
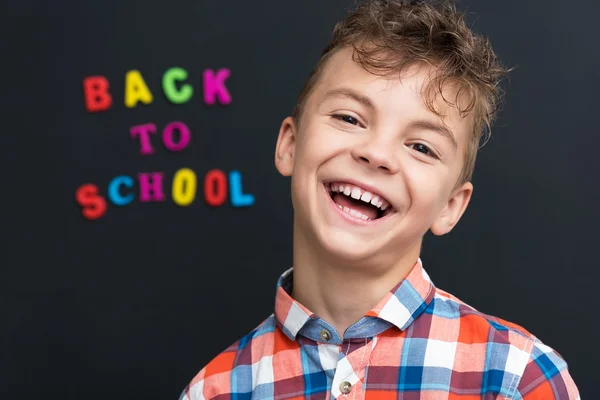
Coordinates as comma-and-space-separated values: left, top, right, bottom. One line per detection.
330, 337, 374, 400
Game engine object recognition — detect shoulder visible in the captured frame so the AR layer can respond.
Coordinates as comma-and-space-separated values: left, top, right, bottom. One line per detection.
516, 339, 580, 399
179, 315, 280, 400
425, 288, 579, 398
430, 287, 537, 341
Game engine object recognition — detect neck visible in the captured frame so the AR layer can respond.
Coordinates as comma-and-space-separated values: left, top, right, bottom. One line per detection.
291, 224, 421, 338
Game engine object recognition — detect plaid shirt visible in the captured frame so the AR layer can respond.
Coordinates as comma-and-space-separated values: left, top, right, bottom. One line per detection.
180, 260, 579, 399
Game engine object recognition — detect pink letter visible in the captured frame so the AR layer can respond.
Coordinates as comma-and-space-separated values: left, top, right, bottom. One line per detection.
130, 123, 157, 155
203, 68, 232, 105
162, 121, 191, 152
138, 172, 165, 202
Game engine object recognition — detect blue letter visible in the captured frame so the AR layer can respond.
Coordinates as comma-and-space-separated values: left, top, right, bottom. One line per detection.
108, 175, 135, 206
229, 171, 254, 207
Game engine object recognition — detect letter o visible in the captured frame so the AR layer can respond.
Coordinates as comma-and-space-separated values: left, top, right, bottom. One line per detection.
172, 168, 197, 206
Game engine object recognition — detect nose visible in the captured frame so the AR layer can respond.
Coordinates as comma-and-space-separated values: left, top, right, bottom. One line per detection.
351, 138, 399, 173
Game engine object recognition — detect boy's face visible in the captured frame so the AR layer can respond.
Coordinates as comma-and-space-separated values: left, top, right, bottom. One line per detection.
275, 48, 474, 264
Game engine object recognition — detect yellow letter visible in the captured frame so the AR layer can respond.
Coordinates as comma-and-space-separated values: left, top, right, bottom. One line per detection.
172, 168, 197, 206
124, 70, 153, 108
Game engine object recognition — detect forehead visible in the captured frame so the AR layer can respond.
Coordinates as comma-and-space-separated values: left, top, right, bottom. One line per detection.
311, 47, 473, 137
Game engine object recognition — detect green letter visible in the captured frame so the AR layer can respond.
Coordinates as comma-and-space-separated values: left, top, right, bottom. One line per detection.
162, 67, 193, 104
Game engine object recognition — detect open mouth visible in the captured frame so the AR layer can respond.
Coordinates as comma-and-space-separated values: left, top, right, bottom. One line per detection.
324, 181, 395, 221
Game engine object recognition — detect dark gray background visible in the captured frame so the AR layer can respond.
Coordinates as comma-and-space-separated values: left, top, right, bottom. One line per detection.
1, 0, 597, 398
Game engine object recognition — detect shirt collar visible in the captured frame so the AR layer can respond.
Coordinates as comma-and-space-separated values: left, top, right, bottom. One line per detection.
274, 258, 435, 342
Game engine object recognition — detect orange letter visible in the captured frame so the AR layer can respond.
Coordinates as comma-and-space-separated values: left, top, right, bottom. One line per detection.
204, 169, 227, 206
82, 76, 112, 112
75, 184, 107, 220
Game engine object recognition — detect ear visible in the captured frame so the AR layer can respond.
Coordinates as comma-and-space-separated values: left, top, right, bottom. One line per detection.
430, 181, 473, 236
274, 116, 297, 177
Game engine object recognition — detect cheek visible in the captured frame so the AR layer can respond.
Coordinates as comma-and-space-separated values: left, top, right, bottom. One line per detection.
404, 163, 449, 209
291, 125, 331, 193
297, 123, 345, 165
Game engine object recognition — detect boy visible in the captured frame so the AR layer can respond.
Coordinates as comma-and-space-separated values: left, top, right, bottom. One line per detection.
180, 0, 579, 398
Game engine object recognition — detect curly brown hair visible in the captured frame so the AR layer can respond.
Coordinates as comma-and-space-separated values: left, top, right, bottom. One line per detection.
291, 0, 511, 184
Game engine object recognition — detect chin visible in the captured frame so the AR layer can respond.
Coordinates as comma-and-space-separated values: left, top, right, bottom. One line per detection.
314, 226, 380, 263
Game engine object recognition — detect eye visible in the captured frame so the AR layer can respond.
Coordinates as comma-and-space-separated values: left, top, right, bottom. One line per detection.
409, 143, 438, 159
332, 114, 360, 126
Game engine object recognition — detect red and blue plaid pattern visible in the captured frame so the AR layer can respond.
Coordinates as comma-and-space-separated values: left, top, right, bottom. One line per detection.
180, 260, 579, 399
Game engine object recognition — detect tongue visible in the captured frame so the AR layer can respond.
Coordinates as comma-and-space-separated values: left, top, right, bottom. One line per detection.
332, 193, 379, 220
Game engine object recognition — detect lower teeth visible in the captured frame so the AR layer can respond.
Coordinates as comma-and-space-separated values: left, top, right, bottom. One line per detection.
336, 204, 371, 220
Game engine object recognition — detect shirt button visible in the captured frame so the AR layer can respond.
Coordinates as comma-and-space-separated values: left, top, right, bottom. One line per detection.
340, 381, 352, 394
320, 329, 331, 342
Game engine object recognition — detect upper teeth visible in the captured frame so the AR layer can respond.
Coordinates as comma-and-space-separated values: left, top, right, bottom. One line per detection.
330, 183, 390, 211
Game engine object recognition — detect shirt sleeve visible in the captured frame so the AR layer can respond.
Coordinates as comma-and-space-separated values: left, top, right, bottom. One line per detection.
178, 377, 207, 400
515, 340, 580, 399
177, 366, 208, 400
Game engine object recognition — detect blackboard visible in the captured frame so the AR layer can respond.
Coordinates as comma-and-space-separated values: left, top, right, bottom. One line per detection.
2, 0, 597, 398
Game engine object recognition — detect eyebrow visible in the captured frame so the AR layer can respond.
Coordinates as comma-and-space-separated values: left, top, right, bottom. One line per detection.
323, 87, 458, 149
323, 88, 375, 111
409, 120, 458, 149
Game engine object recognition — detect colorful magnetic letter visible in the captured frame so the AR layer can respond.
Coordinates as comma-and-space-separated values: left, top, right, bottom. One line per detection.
108, 175, 135, 206
138, 172, 166, 202
75, 183, 107, 220
204, 169, 227, 206
82, 76, 113, 112
130, 123, 157, 155
203, 68, 232, 105
124, 70, 154, 108
172, 168, 197, 206
162, 67, 193, 104
229, 171, 255, 207
162, 121, 191, 152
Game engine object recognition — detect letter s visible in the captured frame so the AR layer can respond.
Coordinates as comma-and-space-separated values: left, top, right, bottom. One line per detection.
75, 184, 107, 220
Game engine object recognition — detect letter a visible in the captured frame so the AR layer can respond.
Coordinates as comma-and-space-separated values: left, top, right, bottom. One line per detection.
124, 70, 153, 108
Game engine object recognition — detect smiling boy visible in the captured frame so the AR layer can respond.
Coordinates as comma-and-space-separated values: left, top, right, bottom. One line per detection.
180, 1, 579, 399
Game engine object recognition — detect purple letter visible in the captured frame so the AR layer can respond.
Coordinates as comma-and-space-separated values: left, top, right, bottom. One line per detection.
162, 121, 191, 152
203, 68, 232, 105
138, 172, 165, 202
130, 123, 157, 155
